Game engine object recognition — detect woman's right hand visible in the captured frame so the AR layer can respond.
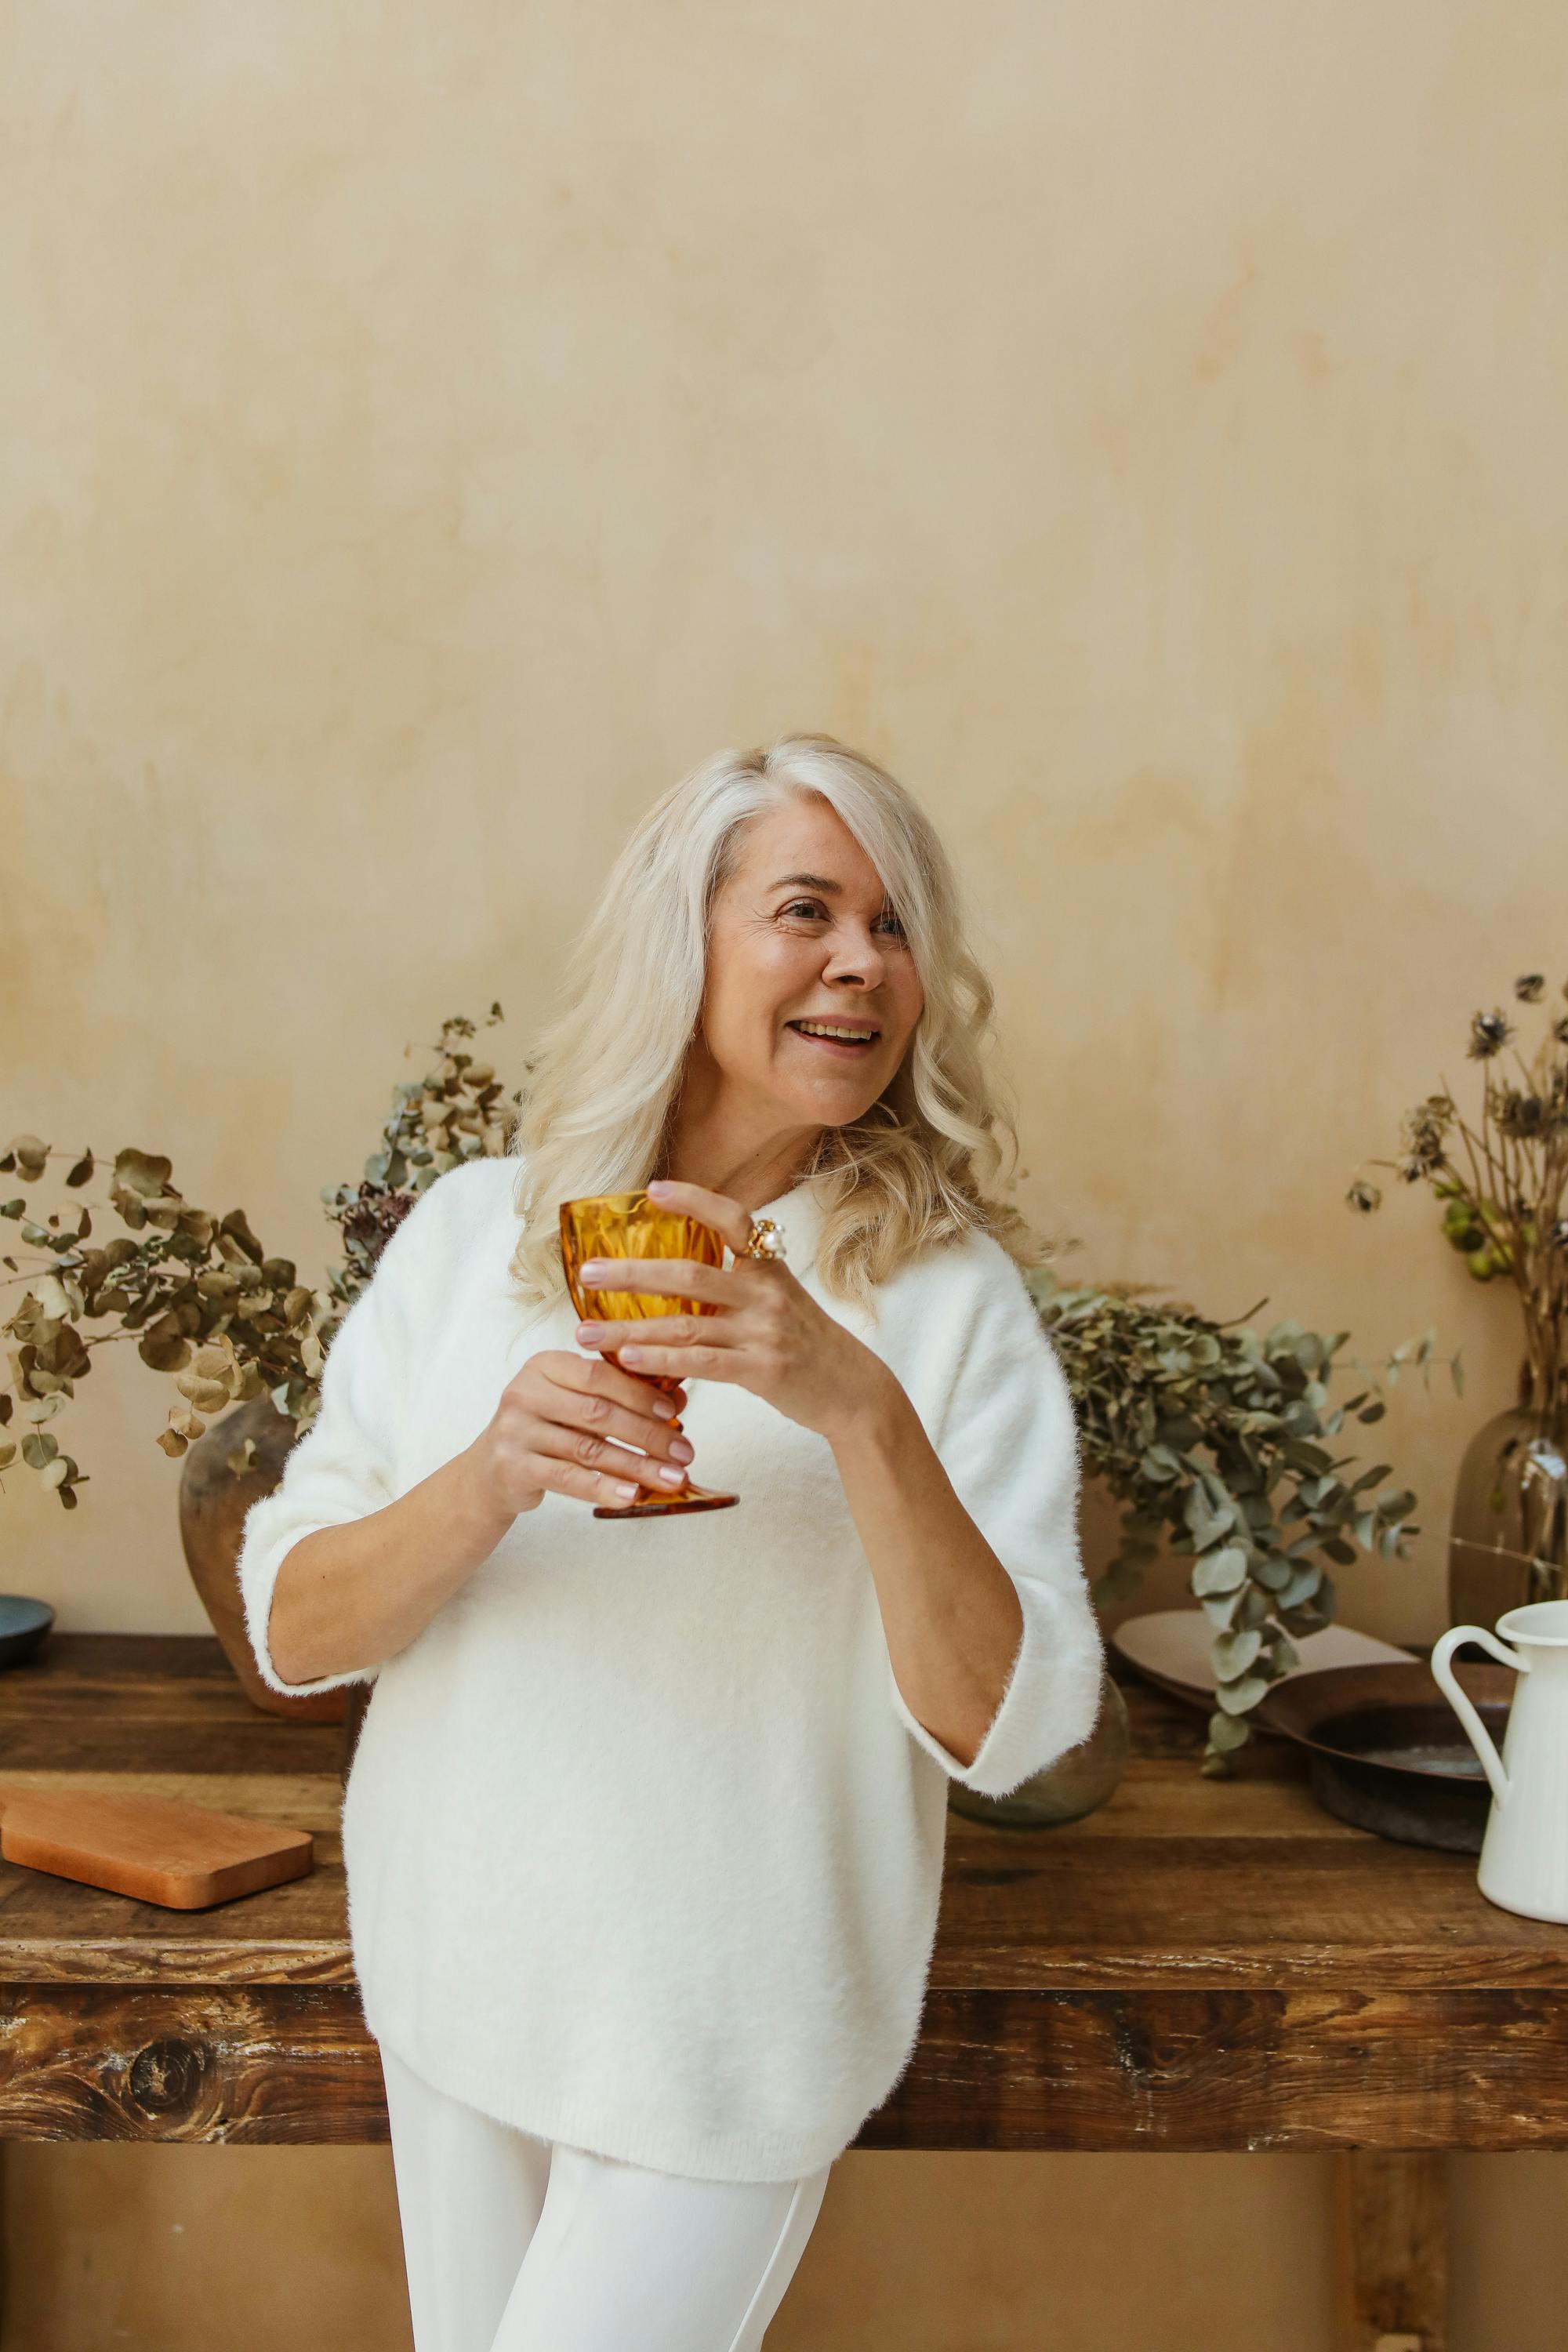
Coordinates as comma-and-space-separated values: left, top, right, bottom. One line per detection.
464, 1349, 695, 1517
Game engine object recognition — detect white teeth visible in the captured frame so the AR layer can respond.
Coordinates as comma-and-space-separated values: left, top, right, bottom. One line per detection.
793, 1021, 875, 1041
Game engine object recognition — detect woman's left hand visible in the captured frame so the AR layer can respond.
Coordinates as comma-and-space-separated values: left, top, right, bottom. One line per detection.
572, 1177, 889, 1443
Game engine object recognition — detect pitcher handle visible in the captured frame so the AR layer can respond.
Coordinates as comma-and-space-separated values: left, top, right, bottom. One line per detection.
1430, 1624, 1527, 1806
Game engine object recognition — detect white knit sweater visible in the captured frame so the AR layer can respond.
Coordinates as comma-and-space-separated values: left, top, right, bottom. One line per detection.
237, 1152, 1104, 2183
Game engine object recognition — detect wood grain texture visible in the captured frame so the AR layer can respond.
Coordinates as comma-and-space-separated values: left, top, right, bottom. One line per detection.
863, 1987, 1568, 2153
3, 1634, 1567, 2147
0, 1985, 385, 2143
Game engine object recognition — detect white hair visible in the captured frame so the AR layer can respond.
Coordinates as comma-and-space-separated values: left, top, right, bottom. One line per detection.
506, 731, 1040, 1315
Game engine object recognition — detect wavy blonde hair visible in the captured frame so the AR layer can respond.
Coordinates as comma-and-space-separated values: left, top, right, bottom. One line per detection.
506, 731, 1044, 1317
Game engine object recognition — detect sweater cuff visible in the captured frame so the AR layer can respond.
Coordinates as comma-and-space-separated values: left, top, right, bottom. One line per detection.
886, 1573, 1106, 1800
238, 1504, 384, 1700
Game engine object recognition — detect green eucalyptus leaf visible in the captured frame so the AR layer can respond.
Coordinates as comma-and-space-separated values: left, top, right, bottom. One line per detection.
1212, 1627, 1263, 1681
1192, 1545, 1249, 1596
1184, 1485, 1236, 1549
1214, 1673, 1272, 1715
1276, 1561, 1323, 1607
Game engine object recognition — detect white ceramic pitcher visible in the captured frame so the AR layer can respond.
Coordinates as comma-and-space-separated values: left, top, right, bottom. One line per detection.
1431, 1599, 1568, 1925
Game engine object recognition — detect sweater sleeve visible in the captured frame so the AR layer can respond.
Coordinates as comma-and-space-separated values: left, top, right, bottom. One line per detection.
885, 1236, 1106, 1799
235, 1174, 452, 1699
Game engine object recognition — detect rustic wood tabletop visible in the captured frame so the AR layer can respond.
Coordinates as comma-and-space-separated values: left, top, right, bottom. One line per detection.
3, 1629, 1563, 2349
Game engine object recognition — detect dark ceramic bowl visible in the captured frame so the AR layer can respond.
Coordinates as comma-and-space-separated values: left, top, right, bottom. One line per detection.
1253, 1658, 1513, 1853
0, 1595, 56, 1669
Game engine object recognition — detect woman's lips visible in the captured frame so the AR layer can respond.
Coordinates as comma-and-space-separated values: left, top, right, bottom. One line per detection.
785, 1021, 879, 1056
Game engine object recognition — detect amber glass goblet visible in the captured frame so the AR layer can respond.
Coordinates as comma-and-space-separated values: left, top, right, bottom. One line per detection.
559, 1190, 739, 1518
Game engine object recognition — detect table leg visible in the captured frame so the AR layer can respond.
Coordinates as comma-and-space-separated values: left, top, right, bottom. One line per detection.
1331, 2151, 1448, 2352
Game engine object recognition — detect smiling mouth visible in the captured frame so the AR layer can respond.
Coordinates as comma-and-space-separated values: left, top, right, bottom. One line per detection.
786, 1019, 881, 1053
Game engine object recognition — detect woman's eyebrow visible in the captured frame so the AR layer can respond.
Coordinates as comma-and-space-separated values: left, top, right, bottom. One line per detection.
768, 872, 842, 893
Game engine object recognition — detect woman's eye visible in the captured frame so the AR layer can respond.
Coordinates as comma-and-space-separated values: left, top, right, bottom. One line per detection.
779, 898, 906, 938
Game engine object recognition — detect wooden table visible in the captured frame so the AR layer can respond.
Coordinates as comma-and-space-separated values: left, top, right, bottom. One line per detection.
3, 1632, 1565, 2351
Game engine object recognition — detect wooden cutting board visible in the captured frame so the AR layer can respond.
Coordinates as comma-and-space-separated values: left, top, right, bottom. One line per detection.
0, 1783, 314, 1911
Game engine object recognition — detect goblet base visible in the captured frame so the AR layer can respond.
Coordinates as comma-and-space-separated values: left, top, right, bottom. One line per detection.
593, 1479, 739, 1519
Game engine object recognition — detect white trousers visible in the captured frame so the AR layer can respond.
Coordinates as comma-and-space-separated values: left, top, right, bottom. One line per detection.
379, 2042, 833, 2352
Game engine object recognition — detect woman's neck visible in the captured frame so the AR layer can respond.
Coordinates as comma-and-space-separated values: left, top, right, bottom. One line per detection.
655, 1122, 824, 1218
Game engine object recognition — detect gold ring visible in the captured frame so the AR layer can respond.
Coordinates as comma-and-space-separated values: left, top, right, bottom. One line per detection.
740, 1214, 787, 1264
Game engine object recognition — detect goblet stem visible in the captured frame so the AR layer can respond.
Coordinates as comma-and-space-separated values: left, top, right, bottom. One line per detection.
591, 1364, 738, 1519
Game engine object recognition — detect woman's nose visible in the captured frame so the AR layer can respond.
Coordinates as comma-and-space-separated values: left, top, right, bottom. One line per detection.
822, 931, 885, 983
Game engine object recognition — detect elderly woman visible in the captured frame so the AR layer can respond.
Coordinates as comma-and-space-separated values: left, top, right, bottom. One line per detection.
238, 732, 1103, 2352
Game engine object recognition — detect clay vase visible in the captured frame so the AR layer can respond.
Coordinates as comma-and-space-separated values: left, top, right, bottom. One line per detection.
177, 1393, 347, 1725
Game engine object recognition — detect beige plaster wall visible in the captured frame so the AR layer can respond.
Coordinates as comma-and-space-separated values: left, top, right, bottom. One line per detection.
3, 2, 1566, 2344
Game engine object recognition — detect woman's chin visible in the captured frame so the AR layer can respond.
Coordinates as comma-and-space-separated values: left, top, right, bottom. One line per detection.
769, 1071, 888, 1123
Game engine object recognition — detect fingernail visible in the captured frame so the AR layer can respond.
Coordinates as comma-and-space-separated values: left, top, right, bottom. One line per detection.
656, 1464, 684, 1486
669, 1437, 695, 1463
582, 1262, 604, 1279
577, 1324, 598, 1342
648, 1179, 672, 1192
615, 1479, 639, 1500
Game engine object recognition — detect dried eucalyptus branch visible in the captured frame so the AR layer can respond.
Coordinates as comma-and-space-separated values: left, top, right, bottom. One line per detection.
1030, 1266, 1448, 1775
1, 1009, 518, 1503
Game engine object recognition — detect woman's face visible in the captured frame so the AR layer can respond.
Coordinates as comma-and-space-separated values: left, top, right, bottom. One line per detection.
691, 793, 925, 1134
